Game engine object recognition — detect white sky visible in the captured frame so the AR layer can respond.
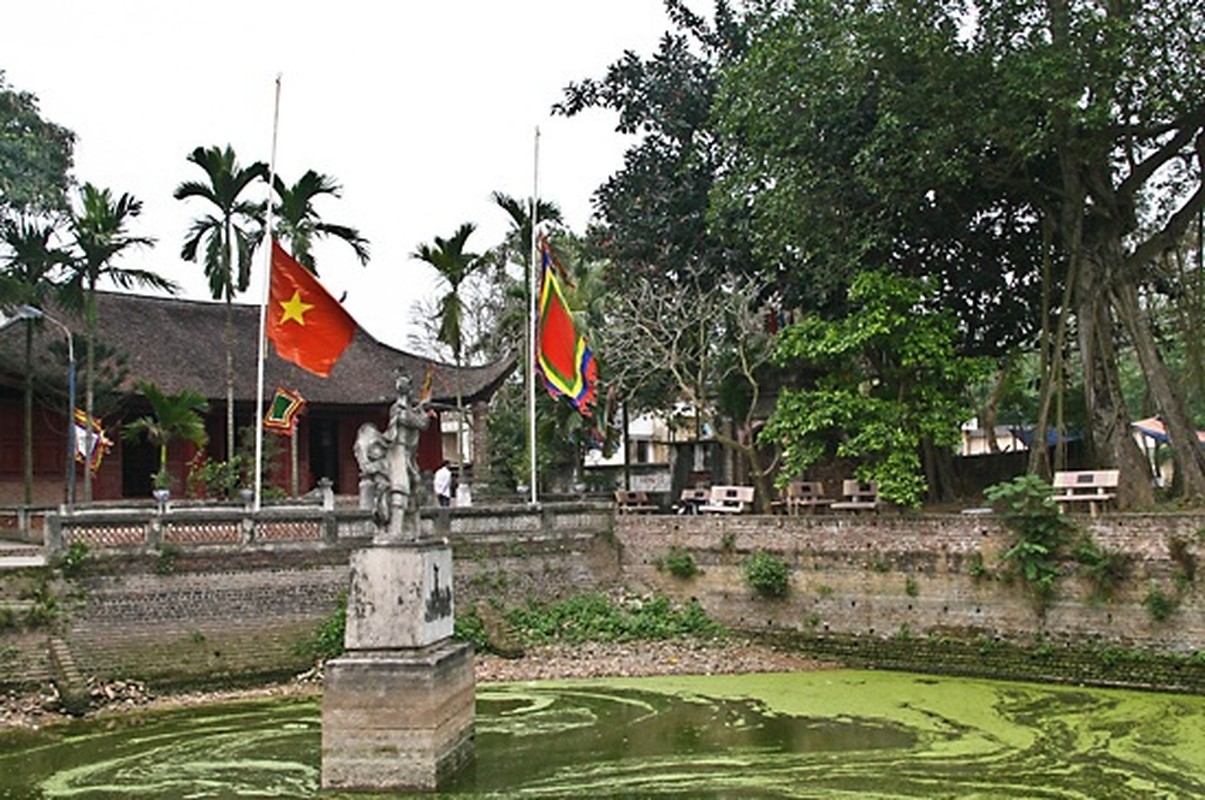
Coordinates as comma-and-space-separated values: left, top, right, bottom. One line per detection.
2, 1, 696, 350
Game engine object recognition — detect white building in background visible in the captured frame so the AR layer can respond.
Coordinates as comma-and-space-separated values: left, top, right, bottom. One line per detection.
959, 418, 1028, 456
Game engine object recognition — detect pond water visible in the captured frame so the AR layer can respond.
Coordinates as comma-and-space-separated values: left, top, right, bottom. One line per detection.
1, 669, 1204, 798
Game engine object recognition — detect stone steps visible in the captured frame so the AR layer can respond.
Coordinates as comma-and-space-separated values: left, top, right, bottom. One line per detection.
0, 540, 46, 570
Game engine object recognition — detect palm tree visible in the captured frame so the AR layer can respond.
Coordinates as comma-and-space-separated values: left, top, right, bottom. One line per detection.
491, 191, 563, 262
492, 191, 567, 349
412, 223, 482, 485
174, 145, 268, 461
121, 381, 209, 492
1, 216, 71, 503
65, 183, 168, 501
272, 170, 369, 275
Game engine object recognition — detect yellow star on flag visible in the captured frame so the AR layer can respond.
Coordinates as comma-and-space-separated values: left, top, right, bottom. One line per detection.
278, 290, 313, 325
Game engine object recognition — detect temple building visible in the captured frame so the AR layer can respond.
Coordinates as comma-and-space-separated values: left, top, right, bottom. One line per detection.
0, 292, 513, 504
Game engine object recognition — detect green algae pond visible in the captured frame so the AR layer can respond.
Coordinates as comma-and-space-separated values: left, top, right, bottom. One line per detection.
2, 669, 1204, 798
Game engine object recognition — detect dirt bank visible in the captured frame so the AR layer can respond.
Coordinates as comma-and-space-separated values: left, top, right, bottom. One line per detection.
1, 637, 830, 731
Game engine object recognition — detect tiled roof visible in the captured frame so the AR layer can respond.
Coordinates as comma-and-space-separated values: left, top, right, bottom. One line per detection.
0, 291, 516, 406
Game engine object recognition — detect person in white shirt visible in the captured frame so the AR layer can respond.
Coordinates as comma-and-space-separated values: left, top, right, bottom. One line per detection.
434, 460, 453, 507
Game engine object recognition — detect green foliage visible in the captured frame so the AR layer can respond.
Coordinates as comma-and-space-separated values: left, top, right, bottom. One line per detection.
453, 605, 487, 649
186, 453, 250, 499
502, 593, 725, 645
122, 380, 209, 493
1167, 536, 1197, 585
487, 379, 586, 492
1072, 535, 1132, 602
20, 574, 59, 629
174, 145, 267, 300
0, 71, 75, 215
272, 170, 369, 275
657, 547, 699, 579
905, 576, 919, 598
720, 532, 736, 552
154, 543, 181, 575
297, 593, 347, 662
968, 552, 991, 581
985, 475, 1075, 610
1143, 584, 1179, 623
761, 272, 989, 508
57, 540, 90, 579
742, 550, 790, 598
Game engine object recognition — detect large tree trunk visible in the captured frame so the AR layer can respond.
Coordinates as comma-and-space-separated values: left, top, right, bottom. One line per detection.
1075, 268, 1154, 509
1111, 277, 1205, 499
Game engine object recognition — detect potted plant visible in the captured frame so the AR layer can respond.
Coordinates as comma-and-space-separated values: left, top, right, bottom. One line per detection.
122, 380, 209, 500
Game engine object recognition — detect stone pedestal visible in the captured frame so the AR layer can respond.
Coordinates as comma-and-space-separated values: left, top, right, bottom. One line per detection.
322, 641, 475, 792
345, 543, 454, 649
321, 542, 474, 792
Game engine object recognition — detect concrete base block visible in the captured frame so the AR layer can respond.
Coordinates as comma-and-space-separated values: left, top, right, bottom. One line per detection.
321, 640, 475, 792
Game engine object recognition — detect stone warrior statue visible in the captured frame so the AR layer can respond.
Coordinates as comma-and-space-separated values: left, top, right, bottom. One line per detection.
354, 367, 430, 541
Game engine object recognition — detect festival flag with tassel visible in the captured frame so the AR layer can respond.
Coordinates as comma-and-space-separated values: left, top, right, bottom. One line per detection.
536, 235, 597, 415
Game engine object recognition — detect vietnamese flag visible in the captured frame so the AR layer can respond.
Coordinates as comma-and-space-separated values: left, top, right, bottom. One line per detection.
266, 240, 357, 377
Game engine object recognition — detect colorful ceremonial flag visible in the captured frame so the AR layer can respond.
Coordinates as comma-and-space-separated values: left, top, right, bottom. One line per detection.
263, 387, 306, 434
536, 236, 597, 415
73, 408, 112, 474
266, 240, 357, 377
419, 361, 435, 404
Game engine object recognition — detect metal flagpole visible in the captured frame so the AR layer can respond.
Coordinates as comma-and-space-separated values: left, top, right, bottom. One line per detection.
254, 73, 282, 511
527, 126, 540, 506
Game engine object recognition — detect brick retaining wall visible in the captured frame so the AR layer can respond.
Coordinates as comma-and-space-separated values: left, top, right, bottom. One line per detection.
4, 505, 1204, 691
614, 512, 1205, 653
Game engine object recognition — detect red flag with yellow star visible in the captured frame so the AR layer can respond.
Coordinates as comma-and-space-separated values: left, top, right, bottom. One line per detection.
266, 239, 357, 377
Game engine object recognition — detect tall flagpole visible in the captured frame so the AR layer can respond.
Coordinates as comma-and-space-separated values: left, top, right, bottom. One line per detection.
254, 74, 282, 511
527, 127, 540, 506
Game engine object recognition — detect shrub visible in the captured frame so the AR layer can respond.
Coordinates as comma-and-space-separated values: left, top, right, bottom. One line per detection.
296, 593, 347, 662
658, 547, 699, 579
1168, 536, 1197, 585
155, 543, 181, 575
503, 592, 725, 644
1143, 583, 1179, 622
1072, 534, 1132, 602
985, 475, 1075, 610
968, 552, 992, 581
58, 540, 90, 579
743, 550, 790, 598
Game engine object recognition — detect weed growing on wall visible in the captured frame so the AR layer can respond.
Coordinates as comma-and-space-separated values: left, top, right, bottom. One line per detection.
21, 574, 59, 629
1143, 583, 1180, 622
296, 593, 347, 662
657, 548, 699, 579
57, 541, 90, 579
155, 544, 181, 575
743, 551, 790, 598
985, 475, 1075, 611
1072, 535, 1132, 602
1168, 536, 1197, 586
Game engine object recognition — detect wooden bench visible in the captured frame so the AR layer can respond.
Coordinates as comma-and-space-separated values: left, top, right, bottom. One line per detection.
614, 490, 658, 514
773, 480, 834, 515
699, 485, 755, 514
1053, 470, 1118, 517
677, 487, 710, 515
830, 479, 880, 512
